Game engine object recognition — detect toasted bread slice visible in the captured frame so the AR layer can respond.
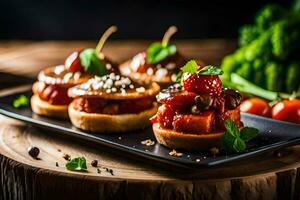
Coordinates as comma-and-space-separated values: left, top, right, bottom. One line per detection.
31, 95, 69, 119
69, 102, 158, 133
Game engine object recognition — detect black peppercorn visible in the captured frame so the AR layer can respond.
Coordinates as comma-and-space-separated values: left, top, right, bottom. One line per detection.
194, 94, 212, 110
62, 153, 71, 161
223, 88, 242, 109
97, 168, 101, 174
28, 146, 40, 159
91, 160, 98, 167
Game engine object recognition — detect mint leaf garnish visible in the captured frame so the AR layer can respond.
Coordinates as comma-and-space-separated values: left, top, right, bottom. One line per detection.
176, 60, 224, 82
147, 42, 176, 64
198, 65, 223, 75
79, 48, 107, 76
233, 138, 246, 153
13, 95, 28, 108
181, 60, 198, 74
221, 120, 258, 153
240, 127, 259, 142
224, 120, 239, 137
65, 157, 87, 171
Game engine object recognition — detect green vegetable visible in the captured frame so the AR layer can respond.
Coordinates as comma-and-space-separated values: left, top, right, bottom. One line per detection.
230, 73, 278, 101
239, 25, 259, 46
221, 1, 300, 94
147, 26, 177, 64
252, 59, 265, 86
79, 48, 107, 76
255, 4, 288, 31
244, 31, 272, 62
286, 62, 300, 93
271, 19, 300, 59
221, 120, 258, 153
264, 62, 283, 91
13, 95, 28, 108
235, 62, 252, 80
65, 157, 87, 171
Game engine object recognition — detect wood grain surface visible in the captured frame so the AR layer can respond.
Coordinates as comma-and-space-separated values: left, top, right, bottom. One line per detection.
0, 40, 300, 200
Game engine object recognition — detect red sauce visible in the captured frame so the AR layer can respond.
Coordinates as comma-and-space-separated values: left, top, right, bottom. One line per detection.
32, 82, 73, 105
73, 97, 155, 115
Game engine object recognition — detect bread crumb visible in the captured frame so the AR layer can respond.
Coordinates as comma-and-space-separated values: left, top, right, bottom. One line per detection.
169, 149, 183, 157
141, 139, 155, 146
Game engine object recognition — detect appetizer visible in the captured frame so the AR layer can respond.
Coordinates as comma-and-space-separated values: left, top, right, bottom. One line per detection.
31, 26, 118, 118
150, 60, 243, 151
119, 26, 188, 87
68, 73, 160, 133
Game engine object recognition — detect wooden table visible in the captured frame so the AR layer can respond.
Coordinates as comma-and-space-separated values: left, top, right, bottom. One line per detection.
1, 40, 300, 200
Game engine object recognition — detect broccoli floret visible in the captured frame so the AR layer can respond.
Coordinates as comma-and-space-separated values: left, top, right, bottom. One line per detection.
239, 25, 260, 46
255, 4, 288, 31
244, 31, 272, 62
221, 55, 239, 80
286, 62, 300, 93
264, 62, 283, 91
271, 19, 300, 59
252, 59, 265, 86
235, 62, 252, 80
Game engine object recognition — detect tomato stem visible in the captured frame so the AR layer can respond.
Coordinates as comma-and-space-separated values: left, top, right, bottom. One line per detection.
162, 26, 177, 47
95, 26, 118, 55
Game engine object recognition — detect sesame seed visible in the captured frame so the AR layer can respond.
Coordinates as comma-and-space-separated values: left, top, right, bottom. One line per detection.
120, 88, 126, 94
106, 89, 111, 93
129, 84, 134, 89
106, 63, 112, 70
109, 73, 115, 79
136, 87, 145, 93
111, 87, 117, 92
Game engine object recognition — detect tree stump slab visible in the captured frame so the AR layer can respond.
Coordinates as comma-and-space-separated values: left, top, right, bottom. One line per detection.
1, 115, 300, 200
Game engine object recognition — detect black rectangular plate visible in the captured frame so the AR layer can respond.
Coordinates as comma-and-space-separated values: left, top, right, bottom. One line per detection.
1, 89, 300, 168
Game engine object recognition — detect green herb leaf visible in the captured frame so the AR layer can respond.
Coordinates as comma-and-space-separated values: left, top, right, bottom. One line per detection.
79, 48, 107, 76
221, 120, 258, 153
175, 71, 183, 83
181, 60, 198, 74
233, 138, 246, 153
13, 95, 28, 108
198, 65, 224, 75
221, 130, 237, 152
224, 120, 239, 137
146, 42, 177, 64
65, 157, 87, 171
240, 127, 259, 142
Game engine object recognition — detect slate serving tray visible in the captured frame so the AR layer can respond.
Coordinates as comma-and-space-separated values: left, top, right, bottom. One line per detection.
0, 89, 300, 168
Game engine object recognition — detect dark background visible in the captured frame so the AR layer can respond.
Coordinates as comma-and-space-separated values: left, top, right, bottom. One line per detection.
0, 0, 291, 40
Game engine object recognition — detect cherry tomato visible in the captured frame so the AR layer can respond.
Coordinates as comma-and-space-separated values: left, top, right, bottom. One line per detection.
272, 100, 300, 124
240, 98, 271, 117
65, 51, 84, 73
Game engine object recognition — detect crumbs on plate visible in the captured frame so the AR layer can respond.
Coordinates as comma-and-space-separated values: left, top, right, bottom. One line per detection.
169, 149, 183, 157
